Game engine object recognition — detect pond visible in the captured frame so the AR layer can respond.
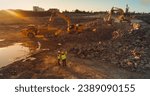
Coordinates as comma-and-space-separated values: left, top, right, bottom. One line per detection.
0, 39, 5, 42
0, 43, 30, 68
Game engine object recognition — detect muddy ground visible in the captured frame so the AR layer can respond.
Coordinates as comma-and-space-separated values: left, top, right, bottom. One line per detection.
0, 13, 150, 79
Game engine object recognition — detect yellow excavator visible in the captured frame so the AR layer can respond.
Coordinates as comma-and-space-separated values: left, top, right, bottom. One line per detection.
49, 11, 99, 33
104, 7, 131, 25
48, 11, 84, 33
104, 6, 141, 31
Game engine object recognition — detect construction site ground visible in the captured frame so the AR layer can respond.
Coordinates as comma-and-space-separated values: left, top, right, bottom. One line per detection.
0, 13, 150, 79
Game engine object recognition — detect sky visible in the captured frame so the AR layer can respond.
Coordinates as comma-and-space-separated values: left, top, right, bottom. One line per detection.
0, 0, 150, 12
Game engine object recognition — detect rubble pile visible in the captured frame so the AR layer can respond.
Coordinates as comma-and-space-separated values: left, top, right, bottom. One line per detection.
70, 27, 150, 71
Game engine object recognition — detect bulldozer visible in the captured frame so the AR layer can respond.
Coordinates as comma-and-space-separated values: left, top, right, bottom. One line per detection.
21, 24, 62, 38
21, 24, 38, 38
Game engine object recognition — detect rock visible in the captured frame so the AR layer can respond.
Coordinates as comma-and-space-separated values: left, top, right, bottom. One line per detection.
86, 54, 92, 58
144, 64, 150, 69
127, 61, 133, 66
80, 54, 86, 58
70, 24, 150, 72
77, 49, 82, 55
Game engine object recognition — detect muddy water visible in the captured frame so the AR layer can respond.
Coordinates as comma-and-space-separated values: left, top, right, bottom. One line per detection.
0, 43, 30, 68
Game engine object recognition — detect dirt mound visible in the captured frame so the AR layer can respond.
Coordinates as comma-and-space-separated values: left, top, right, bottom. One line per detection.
70, 26, 150, 72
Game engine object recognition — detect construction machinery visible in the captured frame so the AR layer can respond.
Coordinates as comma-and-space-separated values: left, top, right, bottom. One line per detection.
49, 11, 85, 33
21, 11, 66, 38
21, 24, 38, 38
21, 24, 61, 38
104, 5, 141, 32
21, 11, 83, 38
104, 7, 131, 25
21, 10, 98, 38
49, 10, 100, 33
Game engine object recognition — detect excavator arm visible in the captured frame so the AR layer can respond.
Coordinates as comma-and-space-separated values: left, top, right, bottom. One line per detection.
49, 11, 92, 33
49, 11, 84, 33
104, 7, 130, 24
49, 11, 71, 31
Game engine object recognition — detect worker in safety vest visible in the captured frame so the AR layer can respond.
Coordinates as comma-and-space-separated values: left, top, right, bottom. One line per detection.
61, 51, 67, 67
57, 51, 61, 66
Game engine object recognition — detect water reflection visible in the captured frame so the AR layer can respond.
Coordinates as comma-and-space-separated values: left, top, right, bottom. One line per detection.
0, 39, 5, 42
0, 38, 50, 68
22, 40, 41, 52
0, 43, 30, 68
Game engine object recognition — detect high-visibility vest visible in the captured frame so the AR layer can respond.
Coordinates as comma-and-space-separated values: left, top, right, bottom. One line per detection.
61, 54, 66, 60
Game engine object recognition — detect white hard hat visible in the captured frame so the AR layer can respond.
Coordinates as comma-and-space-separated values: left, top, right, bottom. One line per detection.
58, 51, 61, 53
58, 43, 62, 46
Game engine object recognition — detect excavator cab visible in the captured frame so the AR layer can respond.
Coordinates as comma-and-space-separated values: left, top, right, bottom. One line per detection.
67, 24, 83, 33
67, 25, 76, 33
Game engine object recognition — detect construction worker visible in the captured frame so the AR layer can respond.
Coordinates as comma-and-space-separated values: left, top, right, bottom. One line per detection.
125, 4, 129, 17
57, 51, 61, 66
61, 51, 67, 67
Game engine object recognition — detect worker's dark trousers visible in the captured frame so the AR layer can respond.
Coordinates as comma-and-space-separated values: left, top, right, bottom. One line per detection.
57, 59, 61, 66
62, 59, 66, 67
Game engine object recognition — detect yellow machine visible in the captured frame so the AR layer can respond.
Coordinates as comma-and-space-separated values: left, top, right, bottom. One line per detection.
104, 7, 131, 25
49, 11, 85, 33
21, 12, 84, 38
21, 24, 61, 38
21, 10, 97, 38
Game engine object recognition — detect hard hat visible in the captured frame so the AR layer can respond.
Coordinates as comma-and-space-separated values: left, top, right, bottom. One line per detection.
58, 43, 62, 46
61, 51, 65, 54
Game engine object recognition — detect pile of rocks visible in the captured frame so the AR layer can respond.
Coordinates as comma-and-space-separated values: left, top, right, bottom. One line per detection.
70, 27, 150, 72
